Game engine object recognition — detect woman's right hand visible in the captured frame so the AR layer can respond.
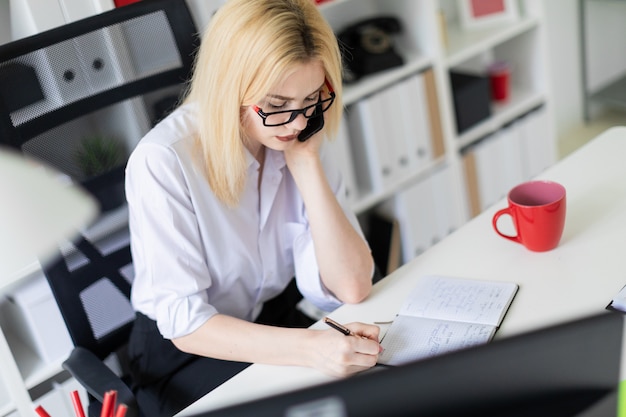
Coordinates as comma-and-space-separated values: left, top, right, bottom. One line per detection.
306, 322, 381, 377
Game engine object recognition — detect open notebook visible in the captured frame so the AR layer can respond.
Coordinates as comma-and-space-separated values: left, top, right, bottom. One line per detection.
378, 275, 518, 366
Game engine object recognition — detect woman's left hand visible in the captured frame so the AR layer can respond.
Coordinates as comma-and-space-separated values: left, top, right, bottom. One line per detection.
283, 128, 324, 174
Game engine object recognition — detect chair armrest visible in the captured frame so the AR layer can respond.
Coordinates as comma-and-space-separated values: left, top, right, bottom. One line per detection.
63, 346, 139, 417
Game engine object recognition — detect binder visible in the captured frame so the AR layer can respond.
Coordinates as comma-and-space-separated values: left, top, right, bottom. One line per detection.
396, 74, 433, 173
520, 107, 557, 179
422, 68, 445, 159
327, 116, 359, 204
429, 164, 461, 243
462, 150, 481, 218
381, 175, 437, 264
499, 121, 526, 190
473, 132, 503, 212
463, 117, 546, 217
347, 92, 395, 192
405, 176, 437, 262
381, 82, 413, 181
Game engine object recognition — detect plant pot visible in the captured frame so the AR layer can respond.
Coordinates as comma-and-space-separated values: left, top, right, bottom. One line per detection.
80, 165, 126, 213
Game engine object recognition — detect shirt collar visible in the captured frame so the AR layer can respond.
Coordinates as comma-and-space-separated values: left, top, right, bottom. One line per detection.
245, 147, 287, 173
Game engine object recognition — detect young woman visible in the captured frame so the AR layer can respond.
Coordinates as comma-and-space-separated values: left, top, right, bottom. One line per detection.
125, 0, 381, 415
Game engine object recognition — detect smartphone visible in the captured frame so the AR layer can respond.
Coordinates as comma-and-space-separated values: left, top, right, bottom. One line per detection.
298, 103, 325, 142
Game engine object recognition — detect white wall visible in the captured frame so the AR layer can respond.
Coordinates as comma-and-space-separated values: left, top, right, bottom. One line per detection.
543, 1, 583, 138
544, 0, 626, 138
583, 0, 626, 92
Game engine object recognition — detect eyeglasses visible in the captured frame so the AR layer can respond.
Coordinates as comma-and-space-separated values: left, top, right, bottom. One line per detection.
252, 79, 335, 127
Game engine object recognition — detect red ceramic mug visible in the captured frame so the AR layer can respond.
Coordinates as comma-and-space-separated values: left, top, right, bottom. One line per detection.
492, 180, 566, 252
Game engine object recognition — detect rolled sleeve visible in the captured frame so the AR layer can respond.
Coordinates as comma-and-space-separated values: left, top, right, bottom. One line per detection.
290, 223, 342, 312
127, 142, 218, 339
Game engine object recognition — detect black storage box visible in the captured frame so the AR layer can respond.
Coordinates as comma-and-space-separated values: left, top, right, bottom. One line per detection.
0, 62, 44, 112
450, 71, 491, 134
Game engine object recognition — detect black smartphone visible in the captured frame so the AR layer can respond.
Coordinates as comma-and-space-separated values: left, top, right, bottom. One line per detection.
298, 103, 325, 142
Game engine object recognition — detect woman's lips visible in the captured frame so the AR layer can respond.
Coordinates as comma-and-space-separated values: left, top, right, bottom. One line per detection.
276, 134, 298, 142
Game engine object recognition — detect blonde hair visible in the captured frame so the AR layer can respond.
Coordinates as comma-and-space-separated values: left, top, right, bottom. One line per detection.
184, 0, 343, 207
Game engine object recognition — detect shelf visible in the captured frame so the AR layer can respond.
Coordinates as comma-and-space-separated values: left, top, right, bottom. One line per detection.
445, 16, 540, 68
351, 156, 446, 214
0, 206, 129, 391
457, 88, 546, 149
343, 53, 433, 106
4, 326, 65, 389
1, 203, 129, 299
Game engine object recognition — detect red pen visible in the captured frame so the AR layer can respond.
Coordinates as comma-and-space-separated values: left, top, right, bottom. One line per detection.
100, 390, 116, 417
71, 390, 87, 417
109, 390, 117, 417
35, 405, 52, 417
115, 404, 128, 417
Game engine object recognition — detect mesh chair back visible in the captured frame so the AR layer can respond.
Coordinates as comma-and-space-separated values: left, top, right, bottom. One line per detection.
44, 228, 135, 360
0, 0, 198, 202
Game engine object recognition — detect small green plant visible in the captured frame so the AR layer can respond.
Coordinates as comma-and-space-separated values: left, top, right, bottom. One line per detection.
75, 134, 127, 178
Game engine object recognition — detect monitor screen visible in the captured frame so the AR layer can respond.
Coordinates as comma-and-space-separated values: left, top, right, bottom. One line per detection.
192, 312, 623, 417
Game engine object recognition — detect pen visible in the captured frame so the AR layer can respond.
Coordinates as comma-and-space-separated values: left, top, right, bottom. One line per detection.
324, 316, 384, 353
101, 390, 116, 417
114, 404, 128, 417
323, 316, 354, 336
71, 390, 87, 417
35, 406, 52, 417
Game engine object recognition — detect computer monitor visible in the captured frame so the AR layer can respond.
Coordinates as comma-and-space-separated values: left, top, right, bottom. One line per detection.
193, 312, 623, 417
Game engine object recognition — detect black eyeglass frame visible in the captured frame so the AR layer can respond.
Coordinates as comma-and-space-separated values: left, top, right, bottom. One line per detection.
252, 79, 336, 127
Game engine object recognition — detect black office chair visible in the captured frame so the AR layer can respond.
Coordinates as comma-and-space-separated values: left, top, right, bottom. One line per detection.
0, 0, 199, 213
0, 1, 199, 416
43, 228, 140, 417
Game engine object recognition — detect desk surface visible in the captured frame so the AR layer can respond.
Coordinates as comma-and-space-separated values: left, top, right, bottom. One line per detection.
178, 126, 626, 416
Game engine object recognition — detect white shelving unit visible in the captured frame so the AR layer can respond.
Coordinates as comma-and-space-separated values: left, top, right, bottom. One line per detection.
319, 0, 555, 251
0, 0, 555, 415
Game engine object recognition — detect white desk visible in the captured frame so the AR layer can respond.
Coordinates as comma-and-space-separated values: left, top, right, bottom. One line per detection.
178, 127, 626, 416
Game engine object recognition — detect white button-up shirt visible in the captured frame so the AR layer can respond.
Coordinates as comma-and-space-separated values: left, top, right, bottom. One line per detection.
126, 104, 364, 339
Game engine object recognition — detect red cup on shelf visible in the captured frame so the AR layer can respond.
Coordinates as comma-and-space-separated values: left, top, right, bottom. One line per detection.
488, 61, 511, 102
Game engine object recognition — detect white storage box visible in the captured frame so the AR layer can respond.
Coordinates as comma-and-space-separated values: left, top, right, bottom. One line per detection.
1, 272, 73, 364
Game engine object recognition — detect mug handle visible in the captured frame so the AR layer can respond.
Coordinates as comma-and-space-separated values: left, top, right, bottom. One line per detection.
492, 208, 521, 244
